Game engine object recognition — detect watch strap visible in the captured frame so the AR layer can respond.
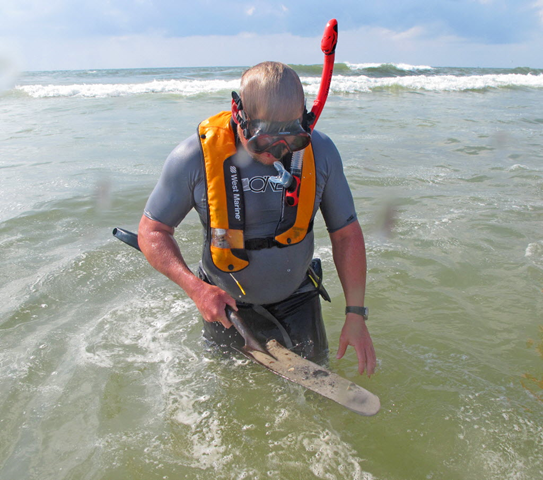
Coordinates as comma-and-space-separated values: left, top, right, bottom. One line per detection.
345, 306, 369, 319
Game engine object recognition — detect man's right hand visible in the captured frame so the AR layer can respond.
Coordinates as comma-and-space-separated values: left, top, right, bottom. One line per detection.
191, 281, 238, 329
138, 215, 237, 329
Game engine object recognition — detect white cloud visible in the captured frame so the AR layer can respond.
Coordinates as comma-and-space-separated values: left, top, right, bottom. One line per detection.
4, 32, 317, 71
0, 0, 63, 25
390, 26, 427, 41
339, 25, 543, 68
7, 24, 543, 72
2, 1, 543, 71
533, 0, 543, 23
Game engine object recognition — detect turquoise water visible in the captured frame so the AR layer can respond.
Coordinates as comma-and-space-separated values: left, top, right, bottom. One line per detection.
1, 65, 542, 479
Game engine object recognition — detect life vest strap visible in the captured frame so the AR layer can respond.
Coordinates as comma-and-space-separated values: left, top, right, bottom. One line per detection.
244, 221, 314, 251
245, 237, 285, 251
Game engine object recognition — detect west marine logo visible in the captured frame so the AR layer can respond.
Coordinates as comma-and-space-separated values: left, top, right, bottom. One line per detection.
230, 166, 242, 221
242, 176, 284, 194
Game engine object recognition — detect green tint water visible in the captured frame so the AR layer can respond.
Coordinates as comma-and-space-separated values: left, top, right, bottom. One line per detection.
1, 81, 542, 479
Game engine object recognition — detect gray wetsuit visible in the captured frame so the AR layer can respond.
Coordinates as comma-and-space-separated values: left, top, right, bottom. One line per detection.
144, 126, 357, 358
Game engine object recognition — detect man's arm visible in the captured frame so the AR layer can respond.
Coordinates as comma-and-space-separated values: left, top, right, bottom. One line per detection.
138, 215, 237, 328
330, 220, 376, 376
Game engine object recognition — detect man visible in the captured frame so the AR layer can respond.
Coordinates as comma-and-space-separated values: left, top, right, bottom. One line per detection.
138, 62, 376, 376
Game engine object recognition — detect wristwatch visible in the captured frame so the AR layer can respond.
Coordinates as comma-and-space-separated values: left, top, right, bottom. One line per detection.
345, 306, 369, 320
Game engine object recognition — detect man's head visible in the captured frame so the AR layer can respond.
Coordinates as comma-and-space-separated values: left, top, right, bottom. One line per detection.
240, 61, 305, 121
233, 62, 310, 164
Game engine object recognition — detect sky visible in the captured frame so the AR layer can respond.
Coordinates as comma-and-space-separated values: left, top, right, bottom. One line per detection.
1, 0, 543, 71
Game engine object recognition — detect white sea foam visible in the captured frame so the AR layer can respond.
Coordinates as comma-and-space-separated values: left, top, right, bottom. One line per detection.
302, 73, 543, 94
346, 62, 434, 71
16, 72, 543, 98
17, 78, 240, 98
525, 241, 543, 264
508, 164, 530, 171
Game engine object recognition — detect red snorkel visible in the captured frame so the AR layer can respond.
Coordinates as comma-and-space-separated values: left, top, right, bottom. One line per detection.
311, 18, 338, 130
285, 19, 338, 206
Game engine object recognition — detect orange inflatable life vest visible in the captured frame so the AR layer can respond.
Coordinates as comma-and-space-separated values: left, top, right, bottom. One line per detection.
198, 111, 316, 272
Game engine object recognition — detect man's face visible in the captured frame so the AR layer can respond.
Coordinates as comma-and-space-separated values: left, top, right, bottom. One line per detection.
238, 129, 281, 165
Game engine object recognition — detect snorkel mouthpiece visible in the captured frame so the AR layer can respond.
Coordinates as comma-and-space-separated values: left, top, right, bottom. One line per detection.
270, 161, 294, 188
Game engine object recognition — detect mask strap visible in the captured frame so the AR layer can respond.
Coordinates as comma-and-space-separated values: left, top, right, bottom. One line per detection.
302, 106, 315, 133
231, 91, 250, 139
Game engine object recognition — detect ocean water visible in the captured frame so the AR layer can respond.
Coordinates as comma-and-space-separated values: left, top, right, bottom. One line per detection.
1, 63, 542, 479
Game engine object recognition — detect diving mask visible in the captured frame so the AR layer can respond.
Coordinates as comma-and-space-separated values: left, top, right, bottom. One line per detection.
245, 119, 311, 155
231, 91, 312, 158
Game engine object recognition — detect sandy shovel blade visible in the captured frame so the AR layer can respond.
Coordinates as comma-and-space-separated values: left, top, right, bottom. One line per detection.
248, 339, 380, 416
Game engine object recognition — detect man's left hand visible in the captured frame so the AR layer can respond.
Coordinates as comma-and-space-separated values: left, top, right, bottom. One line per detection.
336, 313, 376, 376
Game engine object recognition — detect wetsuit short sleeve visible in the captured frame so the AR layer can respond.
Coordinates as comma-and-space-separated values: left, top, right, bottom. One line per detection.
312, 131, 358, 233
144, 134, 204, 228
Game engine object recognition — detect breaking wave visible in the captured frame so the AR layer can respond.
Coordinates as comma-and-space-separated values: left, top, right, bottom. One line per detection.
14, 66, 543, 98
17, 78, 241, 98
345, 62, 434, 73
304, 73, 543, 94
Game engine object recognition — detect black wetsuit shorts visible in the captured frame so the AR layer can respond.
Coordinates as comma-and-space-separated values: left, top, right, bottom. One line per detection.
199, 261, 329, 363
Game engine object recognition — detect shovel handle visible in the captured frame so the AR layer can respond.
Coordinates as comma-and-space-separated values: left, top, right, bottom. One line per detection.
112, 227, 141, 251
226, 306, 267, 354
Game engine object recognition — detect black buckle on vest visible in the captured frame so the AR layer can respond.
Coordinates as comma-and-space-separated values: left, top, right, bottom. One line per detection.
245, 221, 314, 251
245, 237, 279, 251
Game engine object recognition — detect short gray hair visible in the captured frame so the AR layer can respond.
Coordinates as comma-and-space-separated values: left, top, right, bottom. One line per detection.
240, 62, 305, 121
